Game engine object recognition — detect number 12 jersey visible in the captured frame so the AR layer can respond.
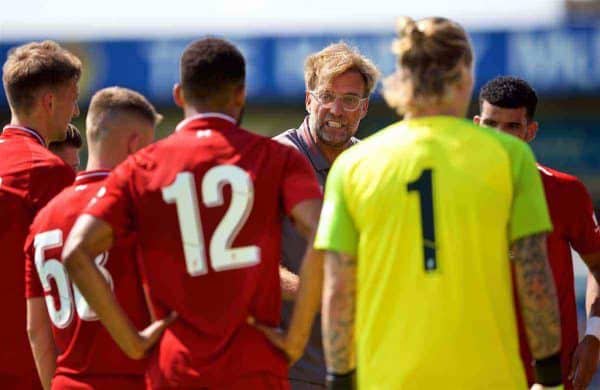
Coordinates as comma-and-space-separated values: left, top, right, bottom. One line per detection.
84, 114, 322, 388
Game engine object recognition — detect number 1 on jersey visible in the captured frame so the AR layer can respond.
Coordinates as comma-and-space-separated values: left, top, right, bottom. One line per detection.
407, 169, 437, 271
161, 172, 208, 276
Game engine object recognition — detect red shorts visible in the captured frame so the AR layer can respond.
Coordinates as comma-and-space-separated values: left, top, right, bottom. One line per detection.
51, 374, 146, 390
0, 373, 42, 390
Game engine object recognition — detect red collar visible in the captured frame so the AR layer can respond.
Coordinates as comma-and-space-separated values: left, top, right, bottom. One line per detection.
75, 169, 111, 185
1, 125, 46, 147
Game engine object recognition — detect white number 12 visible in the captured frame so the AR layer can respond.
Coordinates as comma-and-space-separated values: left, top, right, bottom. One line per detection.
162, 165, 260, 276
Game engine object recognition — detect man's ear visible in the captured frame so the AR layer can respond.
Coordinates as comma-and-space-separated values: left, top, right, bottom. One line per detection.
305, 91, 312, 114
233, 84, 246, 108
127, 132, 141, 155
40, 90, 55, 114
473, 115, 481, 126
526, 120, 539, 142
173, 84, 184, 108
360, 98, 369, 119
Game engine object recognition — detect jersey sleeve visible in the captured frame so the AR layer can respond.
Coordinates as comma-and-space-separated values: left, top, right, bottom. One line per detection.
29, 162, 75, 212
314, 154, 358, 256
83, 159, 136, 238
280, 147, 322, 215
508, 142, 552, 242
567, 179, 600, 255
23, 226, 44, 298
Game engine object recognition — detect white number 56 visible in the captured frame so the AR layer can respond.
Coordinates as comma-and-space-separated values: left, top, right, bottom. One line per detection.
34, 230, 113, 328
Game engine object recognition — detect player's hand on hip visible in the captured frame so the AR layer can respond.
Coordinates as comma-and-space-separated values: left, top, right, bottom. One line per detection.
137, 311, 178, 356
248, 316, 302, 365
569, 334, 600, 390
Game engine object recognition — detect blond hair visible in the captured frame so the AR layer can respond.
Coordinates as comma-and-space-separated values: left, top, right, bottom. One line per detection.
304, 42, 380, 96
2, 41, 82, 114
87, 86, 162, 141
383, 17, 473, 114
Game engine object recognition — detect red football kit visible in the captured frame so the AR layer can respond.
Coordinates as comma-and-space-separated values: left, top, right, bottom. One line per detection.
24, 170, 150, 389
0, 126, 74, 388
83, 113, 322, 388
515, 164, 600, 387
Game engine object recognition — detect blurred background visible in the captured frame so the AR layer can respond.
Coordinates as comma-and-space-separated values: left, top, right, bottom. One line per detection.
2, 0, 600, 382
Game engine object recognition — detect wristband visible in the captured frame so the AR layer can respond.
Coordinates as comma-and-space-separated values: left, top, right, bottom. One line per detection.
326, 370, 356, 390
585, 316, 600, 341
534, 353, 562, 387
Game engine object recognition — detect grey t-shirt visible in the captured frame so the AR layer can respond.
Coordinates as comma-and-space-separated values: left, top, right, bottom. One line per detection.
273, 117, 358, 388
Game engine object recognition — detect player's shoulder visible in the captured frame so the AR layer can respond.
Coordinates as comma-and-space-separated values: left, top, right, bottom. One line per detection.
25, 147, 74, 185
33, 177, 103, 227
28, 144, 73, 172
537, 164, 589, 198
24, 140, 67, 166
31, 183, 76, 227
239, 125, 302, 159
537, 164, 579, 183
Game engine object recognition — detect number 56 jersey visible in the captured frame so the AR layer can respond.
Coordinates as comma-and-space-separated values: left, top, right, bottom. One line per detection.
83, 114, 322, 388
24, 170, 151, 386
315, 116, 552, 389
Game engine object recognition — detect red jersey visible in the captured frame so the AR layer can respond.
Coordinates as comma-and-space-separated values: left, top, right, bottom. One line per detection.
0, 125, 74, 385
516, 164, 600, 387
84, 113, 322, 388
24, 170, 150, 388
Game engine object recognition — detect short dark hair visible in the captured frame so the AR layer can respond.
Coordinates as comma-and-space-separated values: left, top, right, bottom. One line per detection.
49, 123, 83, 151
478, 76, 538, 120
2, 41, 82, 114
179, 38, 245, 106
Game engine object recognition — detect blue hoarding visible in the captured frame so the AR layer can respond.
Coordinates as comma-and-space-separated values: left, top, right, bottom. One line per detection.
3, 26, 600, 106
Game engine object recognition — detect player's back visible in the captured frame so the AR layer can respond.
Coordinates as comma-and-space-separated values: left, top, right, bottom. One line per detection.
337, 116, 543, 389
90, 115, 318, 387
0, 126, 74, 383
25, 170, 150, 388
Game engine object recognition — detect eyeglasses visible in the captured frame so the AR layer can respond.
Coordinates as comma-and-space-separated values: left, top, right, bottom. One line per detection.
309, 90, 367, 111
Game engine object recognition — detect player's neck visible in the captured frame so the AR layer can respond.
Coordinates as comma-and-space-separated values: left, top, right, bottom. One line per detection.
9, 113, 54, 144
86, 155, 116, 172
404, 105, 465, 120
183, 104, 239, 123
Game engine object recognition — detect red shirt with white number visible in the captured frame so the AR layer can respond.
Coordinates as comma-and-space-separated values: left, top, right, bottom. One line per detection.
515, 164, 600, 387
83, 114, 323, 388
0, 126, 74, 383
24, 170, 150, 387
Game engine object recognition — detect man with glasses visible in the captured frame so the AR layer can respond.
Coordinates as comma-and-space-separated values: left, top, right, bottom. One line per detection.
273, 42, 380, 389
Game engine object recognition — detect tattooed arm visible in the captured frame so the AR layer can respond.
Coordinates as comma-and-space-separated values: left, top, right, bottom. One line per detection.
322, 250, 357, 375
511, 232, 561, 359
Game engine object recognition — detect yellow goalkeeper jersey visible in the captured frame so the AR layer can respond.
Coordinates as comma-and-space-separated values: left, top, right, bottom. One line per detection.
314, 116, 552, 389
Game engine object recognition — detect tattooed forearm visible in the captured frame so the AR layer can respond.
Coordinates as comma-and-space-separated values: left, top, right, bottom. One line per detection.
512, 233, 561, 359
322, 251, 357, 374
